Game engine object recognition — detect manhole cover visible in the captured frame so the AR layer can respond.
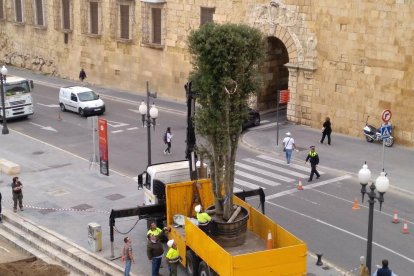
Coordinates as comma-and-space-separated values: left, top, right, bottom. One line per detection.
71, 204, 93, 210
105, 194, 125, 201
47, 188, 70, 197
32, 151, 44, 155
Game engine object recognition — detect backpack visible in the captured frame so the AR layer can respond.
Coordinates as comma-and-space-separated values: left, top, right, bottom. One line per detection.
163, 132, 168, 144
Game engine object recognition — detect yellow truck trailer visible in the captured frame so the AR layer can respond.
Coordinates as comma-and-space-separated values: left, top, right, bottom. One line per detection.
165, 179, 307, 276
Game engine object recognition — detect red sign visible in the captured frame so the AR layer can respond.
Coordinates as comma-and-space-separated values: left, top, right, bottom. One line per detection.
381, 109, 392, 123
279, 90, 290, 104
98, 118, 109, 176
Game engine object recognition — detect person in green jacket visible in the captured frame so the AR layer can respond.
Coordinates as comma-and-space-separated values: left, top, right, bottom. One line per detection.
195, 204, 212, 234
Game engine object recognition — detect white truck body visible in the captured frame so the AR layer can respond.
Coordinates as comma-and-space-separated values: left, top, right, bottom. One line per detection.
1, 76, 34, 119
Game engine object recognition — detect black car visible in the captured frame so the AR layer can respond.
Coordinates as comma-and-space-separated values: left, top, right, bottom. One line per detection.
242, 108, 260, 130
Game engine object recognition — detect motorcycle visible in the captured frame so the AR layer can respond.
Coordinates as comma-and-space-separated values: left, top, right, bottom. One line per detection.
363, 116, 394, 147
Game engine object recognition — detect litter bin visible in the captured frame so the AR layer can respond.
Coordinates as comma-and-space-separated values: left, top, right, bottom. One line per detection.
88, 222, 102, 252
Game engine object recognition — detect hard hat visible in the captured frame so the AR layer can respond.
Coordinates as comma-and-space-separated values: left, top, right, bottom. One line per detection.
195, 205, 201, 213
167, 239, 174, 247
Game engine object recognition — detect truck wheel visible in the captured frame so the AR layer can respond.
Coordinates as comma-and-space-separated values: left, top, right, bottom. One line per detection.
60, 103, 66, 112
198, 261, 211, 276
79, 108, 85, 117
186, 250, 199, 276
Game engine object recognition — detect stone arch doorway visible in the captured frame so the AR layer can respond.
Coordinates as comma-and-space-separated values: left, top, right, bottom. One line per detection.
257, 36, 290, 110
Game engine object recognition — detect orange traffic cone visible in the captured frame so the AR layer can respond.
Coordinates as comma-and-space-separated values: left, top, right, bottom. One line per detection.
297, 180, 304, 190
352, 197, 360, 210
266, 230, 273, 249
392, 210, 400, 224
402, 220, 409, 234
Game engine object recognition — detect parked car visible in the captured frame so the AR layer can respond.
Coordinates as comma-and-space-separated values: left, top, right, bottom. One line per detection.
59, 86, 105, 117
242, 108, 260, 130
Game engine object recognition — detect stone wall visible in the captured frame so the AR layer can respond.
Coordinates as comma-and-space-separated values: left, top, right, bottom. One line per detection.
0, 0, 413, 146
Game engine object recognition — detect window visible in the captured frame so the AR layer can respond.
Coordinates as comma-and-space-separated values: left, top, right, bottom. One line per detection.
34, 0, 45, 26
62, 0, 71, 30
119, 4, 129, 39
0, 0, 4, 20
200, 7, 215, 26
89, 1, 99, 34
141, 2, 165, 47
15, 0, 24, 23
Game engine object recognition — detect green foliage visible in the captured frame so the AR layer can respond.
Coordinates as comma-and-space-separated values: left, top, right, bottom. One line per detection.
188, 23, 265, 220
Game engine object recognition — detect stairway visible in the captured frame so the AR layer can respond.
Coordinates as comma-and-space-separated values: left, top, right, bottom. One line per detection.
0, 210, 126, 276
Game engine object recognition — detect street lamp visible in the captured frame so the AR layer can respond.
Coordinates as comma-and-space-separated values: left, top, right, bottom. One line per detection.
139, 81, 158, 166
0, 65, 9, 134
358, 162, 390, 274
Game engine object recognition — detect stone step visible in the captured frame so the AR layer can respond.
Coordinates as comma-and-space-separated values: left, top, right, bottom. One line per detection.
0, 219, 96, 275
2, 210, 125, 275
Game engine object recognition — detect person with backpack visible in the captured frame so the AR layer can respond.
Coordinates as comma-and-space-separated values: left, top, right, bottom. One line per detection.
163, 127, 173, 155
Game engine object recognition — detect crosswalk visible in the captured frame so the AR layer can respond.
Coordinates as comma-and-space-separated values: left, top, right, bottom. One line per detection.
233, 154, 325, 193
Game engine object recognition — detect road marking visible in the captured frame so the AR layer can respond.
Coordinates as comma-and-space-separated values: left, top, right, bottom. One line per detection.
106, 120, 129, 128
233, 187, 243, 192
0, 246, 10, 253
258, 154, 325, 174
234, 179, 265, 190
261, 120, 270, 123
235, 171, 280, 186
29, 122, 57, 132
251, 122, 278, 130
243, 158, 309, 178
236, 162, 294, 182
37, 103, 60, 108
111, 130, 123, 133
265, 175, 352, 200
127, 127, 139, 131
266, 201, 414, 266
288, 193, 319, 205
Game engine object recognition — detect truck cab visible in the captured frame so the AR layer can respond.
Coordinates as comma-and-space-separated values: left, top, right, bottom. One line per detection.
138, 160, 208, 206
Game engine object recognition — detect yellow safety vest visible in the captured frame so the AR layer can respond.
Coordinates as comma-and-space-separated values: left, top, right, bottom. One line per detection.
147, 227, 162, 237
309, 151, 317, 157
197, 212, 212, 225
166, 248, 180, 263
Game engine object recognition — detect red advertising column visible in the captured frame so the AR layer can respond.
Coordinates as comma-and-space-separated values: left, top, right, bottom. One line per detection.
98, 118, 109, 176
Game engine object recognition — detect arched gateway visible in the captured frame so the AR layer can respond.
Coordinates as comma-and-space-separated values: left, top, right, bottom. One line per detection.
246, 0, 317, 125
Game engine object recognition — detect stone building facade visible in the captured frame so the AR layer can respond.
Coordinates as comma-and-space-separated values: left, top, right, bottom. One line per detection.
0, 0, 413, 145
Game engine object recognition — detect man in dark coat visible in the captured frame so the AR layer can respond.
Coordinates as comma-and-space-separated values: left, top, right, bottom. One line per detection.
305, 146, 320, 182
79, 68, 87, 82
373, 259, 396, 276
147, 234, 165, 276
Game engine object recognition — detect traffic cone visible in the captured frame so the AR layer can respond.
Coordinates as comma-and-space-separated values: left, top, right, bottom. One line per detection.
402, 220, 409, 234
392, 210, 400, 224
352, 197, 360, 210
266, 230, 273, 249
297, 180, 304, 190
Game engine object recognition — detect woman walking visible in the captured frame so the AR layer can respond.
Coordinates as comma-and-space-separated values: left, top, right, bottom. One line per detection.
320, 117, 332, 145
163, 127, 173, 155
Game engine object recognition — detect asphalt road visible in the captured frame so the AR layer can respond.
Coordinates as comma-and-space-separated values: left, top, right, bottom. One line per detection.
5, 81, 414, 275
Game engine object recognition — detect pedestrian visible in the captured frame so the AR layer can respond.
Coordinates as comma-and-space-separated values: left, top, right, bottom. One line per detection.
0, 191, 3, 223
121, 236, 135, 276
147, 232, 166, 276
320, 117, 332, 145
11, 177, 23, 212
282, 132, 298, 165
165, 239, 180, 276
163, 127, 173, 155
372, 259, 396, 276
305, 146, 320, 182
195, 204, 212, 235
79, 68, 87, 82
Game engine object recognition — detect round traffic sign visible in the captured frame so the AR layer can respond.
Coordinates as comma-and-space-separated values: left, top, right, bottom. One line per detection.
381, 109, 392, 123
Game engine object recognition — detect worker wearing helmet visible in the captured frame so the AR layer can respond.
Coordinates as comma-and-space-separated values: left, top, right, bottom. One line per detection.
195, 204, 212, 234
165, 239, 180, 276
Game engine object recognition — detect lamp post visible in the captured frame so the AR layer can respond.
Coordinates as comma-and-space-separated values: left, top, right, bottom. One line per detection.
358, 162, 390, 274
0, 65, 9, 135
139, 81, 158, 166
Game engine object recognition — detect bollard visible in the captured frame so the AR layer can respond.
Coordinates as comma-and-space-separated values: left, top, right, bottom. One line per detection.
316, 253, 323, 266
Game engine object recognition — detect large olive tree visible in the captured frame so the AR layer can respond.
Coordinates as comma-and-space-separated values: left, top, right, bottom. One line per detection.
188, 23, 265, 220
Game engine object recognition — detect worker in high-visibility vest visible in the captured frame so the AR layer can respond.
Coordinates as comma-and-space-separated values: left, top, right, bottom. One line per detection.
165, 239, 180, 276
305, 145, 320, 182
195, 204, 212, 234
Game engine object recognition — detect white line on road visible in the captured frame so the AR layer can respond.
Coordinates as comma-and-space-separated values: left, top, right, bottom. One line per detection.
236, 162, 294, 182
29, 122, 58, 132
234, 179, 265, 190
288, 193, 319, 205
127, 127, 139, 131
111, 130, 124, 133
37, 103, 60, 108
258, 155, 325, 174
266, 201, 414, 266
235, 171, 280, 187
250, 122, 278, 130
243, 158, 309, 178
265, 175, 352, 200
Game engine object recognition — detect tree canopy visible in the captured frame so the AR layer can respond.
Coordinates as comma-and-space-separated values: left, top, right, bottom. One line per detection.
188, 23, 265, 220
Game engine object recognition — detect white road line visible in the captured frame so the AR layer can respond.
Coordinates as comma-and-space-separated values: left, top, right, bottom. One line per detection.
233, 187, 243, 192
111, 130, 124, 133
235, 171, 280, 187
236, 162, 294, 182
266, 200, 414, 266
288, 193, 319, 205
234, 179, 265, 190
127, 127, 139, 131
261, 120, 270, 123
258, 154, 325, 174
243, 158, 309, 179
265, 175, 352, 200
251, 122, 278, 130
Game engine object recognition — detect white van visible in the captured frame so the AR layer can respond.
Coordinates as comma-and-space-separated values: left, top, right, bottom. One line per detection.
59, 86, 105, 116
